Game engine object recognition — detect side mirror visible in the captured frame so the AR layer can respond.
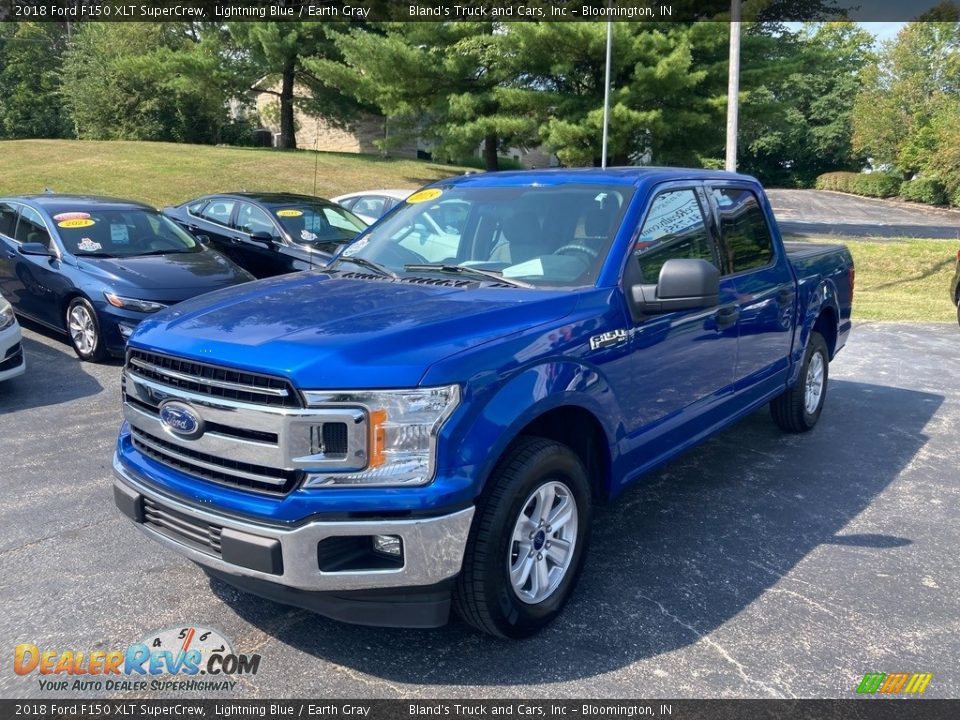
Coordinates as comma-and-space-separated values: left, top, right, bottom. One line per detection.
630, 258, 720, 316
249, 230, 276, 247
19, 242, 52, 257
195, 234, 211, 246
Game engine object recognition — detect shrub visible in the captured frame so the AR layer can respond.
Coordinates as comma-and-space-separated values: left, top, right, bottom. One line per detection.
951, 186, 960, 209
851, 173, 901, 198
815, 171, 901, 198
899, 177, 948, 205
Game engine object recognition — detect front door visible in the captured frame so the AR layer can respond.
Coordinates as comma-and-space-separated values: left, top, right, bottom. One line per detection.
617, 185, 740, 481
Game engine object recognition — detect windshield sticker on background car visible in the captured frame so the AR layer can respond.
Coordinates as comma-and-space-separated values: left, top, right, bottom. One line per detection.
58, 218, 96, 229
53, 212, 91, 223
77, 238, 102, 252
110, 224, 130, 245
406, 188, 443, 204
300, 229, 318, 242
341, 237, 368, 257
276, 209, 303, 217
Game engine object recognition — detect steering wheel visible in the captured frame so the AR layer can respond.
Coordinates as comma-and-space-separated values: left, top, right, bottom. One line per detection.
554, 243, 600, 260
146, 237, 183, 251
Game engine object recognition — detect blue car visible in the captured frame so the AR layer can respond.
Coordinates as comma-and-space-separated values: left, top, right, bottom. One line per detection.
0, 195, 253, 361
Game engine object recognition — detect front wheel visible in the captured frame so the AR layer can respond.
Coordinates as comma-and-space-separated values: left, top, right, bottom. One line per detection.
66, 297, 107, 362
770, 330, 829, 433
454, 437, 592, 638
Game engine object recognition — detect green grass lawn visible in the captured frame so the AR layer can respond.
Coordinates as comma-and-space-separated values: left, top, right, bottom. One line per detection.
0, 139, 471, 208
790, 236, 959, 323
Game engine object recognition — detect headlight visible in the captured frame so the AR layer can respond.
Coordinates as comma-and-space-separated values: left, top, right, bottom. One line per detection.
301, 385, 460, 488
0, 298, 15, 331
104, 292, 167, 314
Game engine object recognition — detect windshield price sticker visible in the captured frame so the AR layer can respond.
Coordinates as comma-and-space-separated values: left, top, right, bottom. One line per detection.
58, 218, 96, 229
277, 209, 304, 217
407, 189, 443, 204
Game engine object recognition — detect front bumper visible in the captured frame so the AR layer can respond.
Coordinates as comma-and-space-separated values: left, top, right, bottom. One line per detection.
112, 454, 475, 595
0, 323, 26, 381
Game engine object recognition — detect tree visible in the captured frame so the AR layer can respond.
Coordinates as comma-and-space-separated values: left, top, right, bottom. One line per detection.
0, 22, 70, 139
61, 22, 237, 143
737, 22, 876, 186
310, 22, 539, 170
852, 14, 960, 176
228, 16, 359, 150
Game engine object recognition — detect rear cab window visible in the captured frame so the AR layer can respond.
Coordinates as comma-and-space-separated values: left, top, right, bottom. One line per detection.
711, 187, 775, 274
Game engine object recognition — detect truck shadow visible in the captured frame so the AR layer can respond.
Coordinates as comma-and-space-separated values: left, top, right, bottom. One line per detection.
210, 379, 941, 685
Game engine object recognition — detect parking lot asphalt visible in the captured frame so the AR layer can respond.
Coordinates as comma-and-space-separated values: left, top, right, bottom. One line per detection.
768, 189, 960, 240
1, 321, 957, 699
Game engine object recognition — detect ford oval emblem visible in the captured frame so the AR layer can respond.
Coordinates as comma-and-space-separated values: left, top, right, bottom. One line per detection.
158, 401, 204, 440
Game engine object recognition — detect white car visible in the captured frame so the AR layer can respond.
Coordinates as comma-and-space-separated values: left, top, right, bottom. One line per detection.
331, 189, 414, 224
0, 293, 26, 382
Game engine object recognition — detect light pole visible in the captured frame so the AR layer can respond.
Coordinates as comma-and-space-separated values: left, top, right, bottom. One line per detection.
725, 0, 742, 172
601, 16, 613, 168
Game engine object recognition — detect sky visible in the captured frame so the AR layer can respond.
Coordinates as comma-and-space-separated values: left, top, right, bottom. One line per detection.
784, 22, 906, 44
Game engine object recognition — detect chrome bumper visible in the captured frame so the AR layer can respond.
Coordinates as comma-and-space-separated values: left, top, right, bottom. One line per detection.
113, 454, 474, 592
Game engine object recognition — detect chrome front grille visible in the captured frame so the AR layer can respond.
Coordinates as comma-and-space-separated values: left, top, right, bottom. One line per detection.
143, 496, 223, 557
122, 350, 370, 495
127, 349, 301, 408
131, 427, 303, 495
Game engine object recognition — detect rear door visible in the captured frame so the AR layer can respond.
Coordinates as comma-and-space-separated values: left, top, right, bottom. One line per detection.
195, 198, 241, 262
618, 184, 740, 470
707, 183, 796, 405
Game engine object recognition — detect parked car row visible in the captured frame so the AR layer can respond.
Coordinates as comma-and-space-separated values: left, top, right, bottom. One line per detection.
0, 189, 381, 365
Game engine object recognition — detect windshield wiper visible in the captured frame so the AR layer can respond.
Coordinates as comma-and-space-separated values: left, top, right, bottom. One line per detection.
328, 255, 399, 279
404, 263, 534, 289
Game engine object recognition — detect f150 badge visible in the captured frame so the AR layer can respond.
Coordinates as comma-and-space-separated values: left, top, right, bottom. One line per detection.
589, 329, 628, 351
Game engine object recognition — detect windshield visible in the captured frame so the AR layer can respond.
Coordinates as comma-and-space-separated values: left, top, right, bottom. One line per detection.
269, 203, 367, 247
53, 208, 201, 258
338, 184, 633, 288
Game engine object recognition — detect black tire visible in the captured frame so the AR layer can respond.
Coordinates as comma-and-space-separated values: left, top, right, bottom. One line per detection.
65, 297, 107, 362
770, 330, 829, 433
453, 436, 592, 638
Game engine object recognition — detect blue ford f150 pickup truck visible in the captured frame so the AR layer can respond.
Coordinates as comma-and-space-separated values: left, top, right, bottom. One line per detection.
113, 168, 853, 637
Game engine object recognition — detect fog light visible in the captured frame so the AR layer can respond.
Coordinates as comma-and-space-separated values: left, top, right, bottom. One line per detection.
118, 323, 136, 340
372, 534, 402, 557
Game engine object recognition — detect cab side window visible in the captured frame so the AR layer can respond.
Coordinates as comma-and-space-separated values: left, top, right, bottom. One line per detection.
199, 199, 235, 227
633, 189, 715, 283
14, 206, 51, 247
712, 187, 774, 273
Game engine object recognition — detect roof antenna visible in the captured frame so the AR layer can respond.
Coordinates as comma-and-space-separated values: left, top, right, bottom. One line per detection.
43, 187, 55, 194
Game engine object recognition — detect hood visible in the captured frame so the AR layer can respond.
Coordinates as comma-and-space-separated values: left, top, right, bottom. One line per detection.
76, 250, 251, 299
130, 273, 578, 389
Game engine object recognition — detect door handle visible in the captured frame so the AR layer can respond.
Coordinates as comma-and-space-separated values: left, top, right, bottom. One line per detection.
714, 306, 740, 330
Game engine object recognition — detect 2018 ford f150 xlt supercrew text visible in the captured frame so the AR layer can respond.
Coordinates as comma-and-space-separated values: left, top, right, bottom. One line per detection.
112, 169, 854, 638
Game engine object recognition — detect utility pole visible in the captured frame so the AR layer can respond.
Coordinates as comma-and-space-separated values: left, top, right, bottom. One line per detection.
725, 0, 742, 172
601, 14, 613, 169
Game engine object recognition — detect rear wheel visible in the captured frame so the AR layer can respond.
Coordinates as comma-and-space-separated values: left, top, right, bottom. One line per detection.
770, 331, 829, 433
66, 297, 107, 362
454, 437, 591, 638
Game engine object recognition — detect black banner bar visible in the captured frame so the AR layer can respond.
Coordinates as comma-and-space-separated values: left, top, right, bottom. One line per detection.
0, 0, 958, 23
1, 700, 959, 720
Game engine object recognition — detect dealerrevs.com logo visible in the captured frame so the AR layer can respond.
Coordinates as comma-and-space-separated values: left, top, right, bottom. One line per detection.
856, 672, 933, 695
14, 626, 261, 692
